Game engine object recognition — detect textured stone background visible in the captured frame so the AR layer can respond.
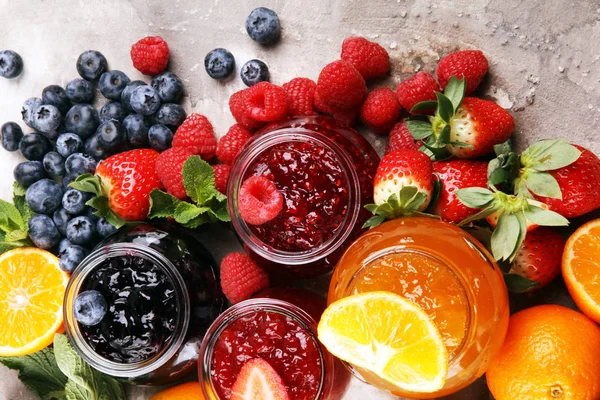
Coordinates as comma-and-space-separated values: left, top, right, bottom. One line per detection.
0, 0, 596, 398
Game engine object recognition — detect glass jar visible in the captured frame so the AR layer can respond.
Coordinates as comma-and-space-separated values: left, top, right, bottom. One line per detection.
228, 116, 379, 278
328, 217, 510, 398
63, 223, 226, 386
199, 297, 350, 400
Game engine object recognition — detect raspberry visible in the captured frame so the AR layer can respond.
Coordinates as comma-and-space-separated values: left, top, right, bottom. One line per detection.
238, 176, 283, 225
156, 147, 195, 199
172, 113, 217, 160
316, 60, 366, 109
130, 36, 169, 76
217, 124, 252, 165
359, 88, 401, 134
213, 164, 231, 194
340, 36, 390, 80
436, 50, 488, 95
314, 91, 359, 126
245, 82, 289, 122
282, 77, 317, 116
386, 120, 423, 154
396, 71, 441, 113
229, 89, 265, 131
220, 252, 270, 304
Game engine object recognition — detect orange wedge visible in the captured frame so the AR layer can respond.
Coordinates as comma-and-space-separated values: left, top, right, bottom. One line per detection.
563, 219, 600, 323
317, 291, 448, 393
0, 248, 69, 356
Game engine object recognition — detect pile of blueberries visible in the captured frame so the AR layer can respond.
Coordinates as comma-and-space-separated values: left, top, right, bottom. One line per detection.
1, 49, 187, 273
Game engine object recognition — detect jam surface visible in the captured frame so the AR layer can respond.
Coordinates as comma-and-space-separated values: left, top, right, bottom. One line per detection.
79, 255, 177, 363
210, 310, 323, 400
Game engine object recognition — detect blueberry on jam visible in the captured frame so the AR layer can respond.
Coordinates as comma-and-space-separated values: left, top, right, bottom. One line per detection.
74, 290, 107, 326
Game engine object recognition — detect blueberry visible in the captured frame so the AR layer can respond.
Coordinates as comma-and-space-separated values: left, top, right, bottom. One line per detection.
130, 85, 160, 116
0, 50, 23, 79
13, 161, 46, 187
59, 244, 89, 273
151, 72, 183, 103
96, 120, 127, 152
28, 214, 60, 249
62, 188, 90, 215
121, 80, 146, 113
99, 101, 126, 123
84, 207, 100, 225
42, 151, 65, 178
66, 216, 95, 245
58, 238, 74, 254
65, 79, 94, 104
53, 208, 72, 236
154, 103, 186, 128
62, 171, 80, 190
240, 59, 270, 87
19, 132, 51, 161
42, 85, 71, 114
123, 114, 149, 148
1, 122, 23, 151
84, 134, 108, 161
204, 48, 235, 80
21, 97, 43, 128
96, 217, 117, 238
246, 8, 280, 44
25, 178, 63, 215
73, 290, 107, 326
76, 50, 108, 81
65, 153, 97, 176
65, 104, 99, 139
98, 70, 130, 101
56, 133, 83, 158
148, 124, 173, 152
33, 105, 62, 135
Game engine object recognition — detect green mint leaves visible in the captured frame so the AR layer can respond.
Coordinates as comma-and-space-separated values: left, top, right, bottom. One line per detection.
0, 183, 34, 255
363, 186, 431, 228
148, 156, 229, 228
69, 175, 126, 229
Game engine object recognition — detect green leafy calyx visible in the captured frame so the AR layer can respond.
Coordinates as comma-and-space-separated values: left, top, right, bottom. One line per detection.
69, 174, 126, 229
363, 186, 433, 228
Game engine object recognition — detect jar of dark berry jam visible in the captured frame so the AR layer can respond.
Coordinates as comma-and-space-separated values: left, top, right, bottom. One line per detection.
228, 116, 379, 277
199, 297, 349, 400
63, 223, 226, 386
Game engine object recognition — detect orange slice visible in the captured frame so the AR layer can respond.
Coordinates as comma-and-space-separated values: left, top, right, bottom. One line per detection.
563, 219, 600, 323
150, 382, 205, 400
317, 291, 448, 393
0, 248, 69, 356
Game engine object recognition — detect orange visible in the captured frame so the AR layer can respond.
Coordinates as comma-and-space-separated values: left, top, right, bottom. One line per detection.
150, 382, 204, 400
0, 248, 69, 356
486, 304, 600, 400
317, 291, 448, 393
562, 219, 600, 323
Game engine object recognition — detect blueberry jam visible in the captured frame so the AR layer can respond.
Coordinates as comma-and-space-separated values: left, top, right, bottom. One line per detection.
79, 255, 177, 363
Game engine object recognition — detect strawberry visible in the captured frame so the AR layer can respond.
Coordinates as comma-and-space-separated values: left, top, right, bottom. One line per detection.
485, 199, 550, 232
436, 50, 488, 95
230, 358, 290, 400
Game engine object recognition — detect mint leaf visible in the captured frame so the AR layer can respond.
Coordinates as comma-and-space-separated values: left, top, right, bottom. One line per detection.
182, 214, 211, 229
174, 202, 209, 224
182, 156, 217, 205
0, 199, 25, 232
525, 171, 562, 199
68, 174, 102, 196
443, 76, 466, 112
13, 194, 34, 227
13, 181, 27, 197
5, 229, 29, 242
410, 100, 437, 113
209, 200, 231, 222
405, 120, 433, 140
148, 189, 182, 219
504, 273, 539, 293
64, 380, 90, 400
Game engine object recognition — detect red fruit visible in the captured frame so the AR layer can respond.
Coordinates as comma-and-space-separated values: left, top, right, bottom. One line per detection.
432, 159, 488, 223
217, 124, 252, 165
95, 149, 163, 220
436, 50, 488, 95
130, 36, 169, 76
213, 164, 231, 194
313, 91, 359, 126
220, 253, 270, 305
386, 120, 423, 154
359, 88, 401, 134
532, 146, 600, 218
508, 227, 566, 292
230, 89, 265, 130
340, 36, 390, 80
230, 358, 290, 400
396, 71, 441, 113
448, 97, 514, 158
316, 60, 366, 109
282, 77, 317, 116
156, 147, 195, 199
238, 176, 283, 225
245, 82, 289, 122
172, 113, 217, 160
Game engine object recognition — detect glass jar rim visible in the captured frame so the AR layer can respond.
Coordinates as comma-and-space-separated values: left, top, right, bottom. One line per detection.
199, 298, 329, 400
63, 242, 190, 378
227, 126, 362, 265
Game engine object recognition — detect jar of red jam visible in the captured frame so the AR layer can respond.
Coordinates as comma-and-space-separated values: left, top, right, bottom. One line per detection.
63, 223, 226, 386
199, 296, 349, 400
228, 116, 379, 277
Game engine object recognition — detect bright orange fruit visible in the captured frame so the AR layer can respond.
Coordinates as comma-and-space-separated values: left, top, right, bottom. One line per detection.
150, 382, 204, 400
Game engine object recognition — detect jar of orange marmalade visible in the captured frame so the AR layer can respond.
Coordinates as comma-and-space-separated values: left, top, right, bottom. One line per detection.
327, 217, 509, 398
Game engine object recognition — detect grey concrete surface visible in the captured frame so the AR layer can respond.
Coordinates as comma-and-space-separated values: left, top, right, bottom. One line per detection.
1, 0, 599, 398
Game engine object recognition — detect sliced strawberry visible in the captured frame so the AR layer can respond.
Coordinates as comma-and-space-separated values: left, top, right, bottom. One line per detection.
231, 359, 290, 400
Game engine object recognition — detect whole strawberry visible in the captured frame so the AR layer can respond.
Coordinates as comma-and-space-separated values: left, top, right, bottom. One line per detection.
172, 113, 217, 160
216, 124, 252, 165
316, 60, 366, 109
341, 36, 390, 80
385, 120, 423, 154
359, 87, 401, 134
156, 147, 195, 199
436, 50, 488, 94
282, 77, 317, 116
130, 36, 169, 76
396, 71, 441, 113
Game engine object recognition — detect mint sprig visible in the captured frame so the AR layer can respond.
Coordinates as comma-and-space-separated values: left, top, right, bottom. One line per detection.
69, 175, 126, 228
148, 156, 230, 227
0, 183, 34, 255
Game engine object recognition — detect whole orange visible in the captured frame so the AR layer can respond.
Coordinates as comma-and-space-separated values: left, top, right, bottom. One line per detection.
486, 304, 600, 400
150, 382, 204, 400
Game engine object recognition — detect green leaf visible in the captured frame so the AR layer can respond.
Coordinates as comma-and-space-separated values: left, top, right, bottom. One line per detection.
362, 215, 386, 229
410, 100, 438, 113
491, 213, 520, 261
13, 181, 27, 196
487, 159, 508, 187
64, 380, 90, 400
525, 172, 562, 199
208, 202, 231, 222
68, 174, 102, 196
458, 207, 498, 226
148, 189, 182, 219
104, 211, 126, 229
398, 187, 418, 206
504, 273, 539, 293
435, 92, 454, 123
408, 192, 428, 211
405, 120, 434, 140
182, 156, 217, 205
523, 206, 569, 226
493, 140, 513, 157
512, 212, 528, 261
0, 348, 68, 400
437, 124, 451, 146
182, 214, 211, 229
0, 199, 25, 232
443, 76, 466, 112
174, 202, 209, 224
531, 142, 581, 171
5, 229, 29, 242
455, 188, 494, 208
13, 194, 35, 227
364, 203, 378, 213
522, 139, 562, 161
